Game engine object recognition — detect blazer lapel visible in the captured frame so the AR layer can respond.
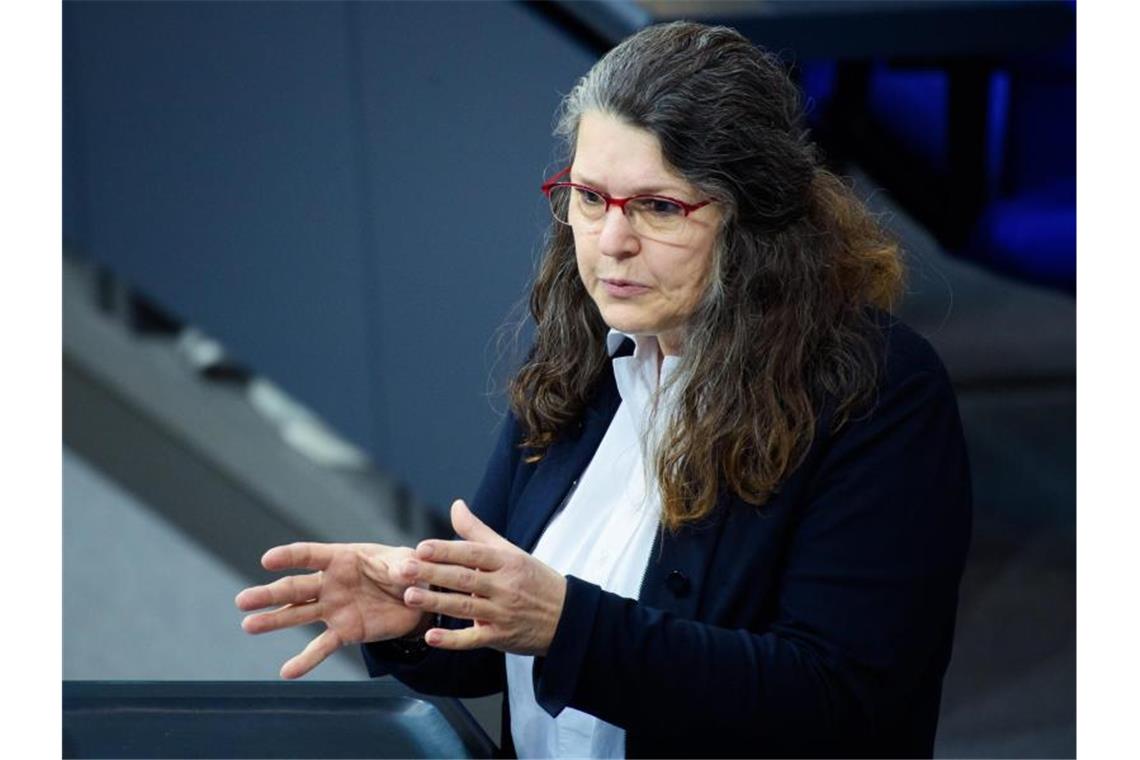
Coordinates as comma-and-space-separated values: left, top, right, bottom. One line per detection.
509, 337, 725, 624
508, 367, 622, 553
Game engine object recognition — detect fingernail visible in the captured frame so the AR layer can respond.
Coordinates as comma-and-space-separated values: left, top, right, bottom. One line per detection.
425, 630, 441, 645
405, 588, 423, 604
402, 559, 419, 576
417, 543, 434, 559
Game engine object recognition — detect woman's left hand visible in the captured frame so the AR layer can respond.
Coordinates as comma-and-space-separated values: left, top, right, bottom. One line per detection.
394, 499, 567, 657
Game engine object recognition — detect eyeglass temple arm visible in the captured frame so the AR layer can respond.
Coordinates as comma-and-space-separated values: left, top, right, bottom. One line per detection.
540, 166, 572, 193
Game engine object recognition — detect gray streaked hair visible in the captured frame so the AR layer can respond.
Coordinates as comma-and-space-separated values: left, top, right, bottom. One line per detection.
510, 21, 904, 530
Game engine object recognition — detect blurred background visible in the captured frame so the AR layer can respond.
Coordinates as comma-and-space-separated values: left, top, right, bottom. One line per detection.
62, 1, 1075, 757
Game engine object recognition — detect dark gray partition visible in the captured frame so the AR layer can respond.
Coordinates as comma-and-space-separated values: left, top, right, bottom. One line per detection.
350, 0, 595, 509
63, 680, 496, 758
63, 1, 597, 515
64, 0, 377, 451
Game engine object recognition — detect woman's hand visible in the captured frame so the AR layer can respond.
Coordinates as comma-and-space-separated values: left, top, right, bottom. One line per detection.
235, 542, 427, 679
394, 499, 567, 657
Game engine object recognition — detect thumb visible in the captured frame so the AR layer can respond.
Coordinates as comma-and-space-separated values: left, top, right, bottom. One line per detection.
451, 499, 509, 547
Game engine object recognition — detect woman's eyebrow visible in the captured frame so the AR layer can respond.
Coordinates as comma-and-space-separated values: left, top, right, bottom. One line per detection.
571, 173, 687, 197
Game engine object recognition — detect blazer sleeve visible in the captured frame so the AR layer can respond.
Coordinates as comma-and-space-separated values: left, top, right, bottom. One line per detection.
531, 344, 972, 753
361, 413, 525, 698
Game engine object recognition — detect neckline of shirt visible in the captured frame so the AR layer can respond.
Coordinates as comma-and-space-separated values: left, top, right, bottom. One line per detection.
605, 329, 683, 378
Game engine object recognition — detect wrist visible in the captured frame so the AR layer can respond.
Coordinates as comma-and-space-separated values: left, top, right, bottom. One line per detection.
373, 612, 440, 664
535, 575, 568, 656
403, 611, 436, 640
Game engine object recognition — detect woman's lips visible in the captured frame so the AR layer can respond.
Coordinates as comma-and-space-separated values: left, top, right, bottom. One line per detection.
601, 278, 651, 297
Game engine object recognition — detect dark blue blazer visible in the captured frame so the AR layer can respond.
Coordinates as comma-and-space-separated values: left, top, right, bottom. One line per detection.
365, 317, 972, 758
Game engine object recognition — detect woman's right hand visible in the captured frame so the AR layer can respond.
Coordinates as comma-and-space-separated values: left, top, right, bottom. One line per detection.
235, 542, 427, 679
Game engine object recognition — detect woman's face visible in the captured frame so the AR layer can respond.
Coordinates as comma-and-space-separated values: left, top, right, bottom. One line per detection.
570, 111, 722, 356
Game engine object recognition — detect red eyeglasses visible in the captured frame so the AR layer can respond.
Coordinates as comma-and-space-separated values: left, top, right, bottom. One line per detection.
540, 166, 713, 242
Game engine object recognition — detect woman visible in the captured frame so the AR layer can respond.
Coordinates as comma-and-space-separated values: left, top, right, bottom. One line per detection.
236, 21, 971, 758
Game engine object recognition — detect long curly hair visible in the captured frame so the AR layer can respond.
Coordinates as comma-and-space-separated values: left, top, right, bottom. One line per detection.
508, 22, 904, 531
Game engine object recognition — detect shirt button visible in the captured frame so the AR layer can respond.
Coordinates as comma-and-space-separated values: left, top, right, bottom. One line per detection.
665, 570, 691, 597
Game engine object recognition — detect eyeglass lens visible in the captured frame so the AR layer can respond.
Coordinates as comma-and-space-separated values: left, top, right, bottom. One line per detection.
547, 186, 690, 241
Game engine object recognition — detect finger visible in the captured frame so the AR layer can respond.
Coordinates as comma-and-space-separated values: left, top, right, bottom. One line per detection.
424, 624, 492, 651
235, 573, 321, 611
359, 554, 402, 589
404, 586, 498, 622
449, 499, 512, 548
281, 628, 342, 680
261, 542, 336, 572
398, 558, 494, 596
242, 601, 322, 635
414, 540, 503, 571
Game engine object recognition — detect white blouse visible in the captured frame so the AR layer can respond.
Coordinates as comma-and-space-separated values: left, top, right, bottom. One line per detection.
505, 330, 680, 758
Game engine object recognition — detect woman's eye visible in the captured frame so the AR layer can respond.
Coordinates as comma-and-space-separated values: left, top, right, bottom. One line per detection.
576, 188, 605, 206
635, 197, 684, 216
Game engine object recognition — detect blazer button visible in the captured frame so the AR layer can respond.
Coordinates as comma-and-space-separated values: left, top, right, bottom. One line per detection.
665, 570, 691, 597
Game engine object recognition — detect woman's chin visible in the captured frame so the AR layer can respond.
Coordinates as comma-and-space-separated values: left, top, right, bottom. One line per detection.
599, 315, 652, 337
594, 302, 654, 336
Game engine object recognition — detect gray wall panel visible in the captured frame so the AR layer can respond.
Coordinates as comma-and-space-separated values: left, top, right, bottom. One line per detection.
63, 7, 87, 248
63, 0, 599, 518
354, 1, 595, 511
66, 0, 377, 451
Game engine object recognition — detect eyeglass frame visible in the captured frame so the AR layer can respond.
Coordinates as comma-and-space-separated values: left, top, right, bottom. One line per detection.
540, 167, 714, 231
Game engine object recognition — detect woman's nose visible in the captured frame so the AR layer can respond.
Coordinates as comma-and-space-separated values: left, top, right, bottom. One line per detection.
597, 206, 639, 257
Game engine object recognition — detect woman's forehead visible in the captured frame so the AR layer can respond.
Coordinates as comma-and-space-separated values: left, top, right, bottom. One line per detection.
572, 111, 689, 196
